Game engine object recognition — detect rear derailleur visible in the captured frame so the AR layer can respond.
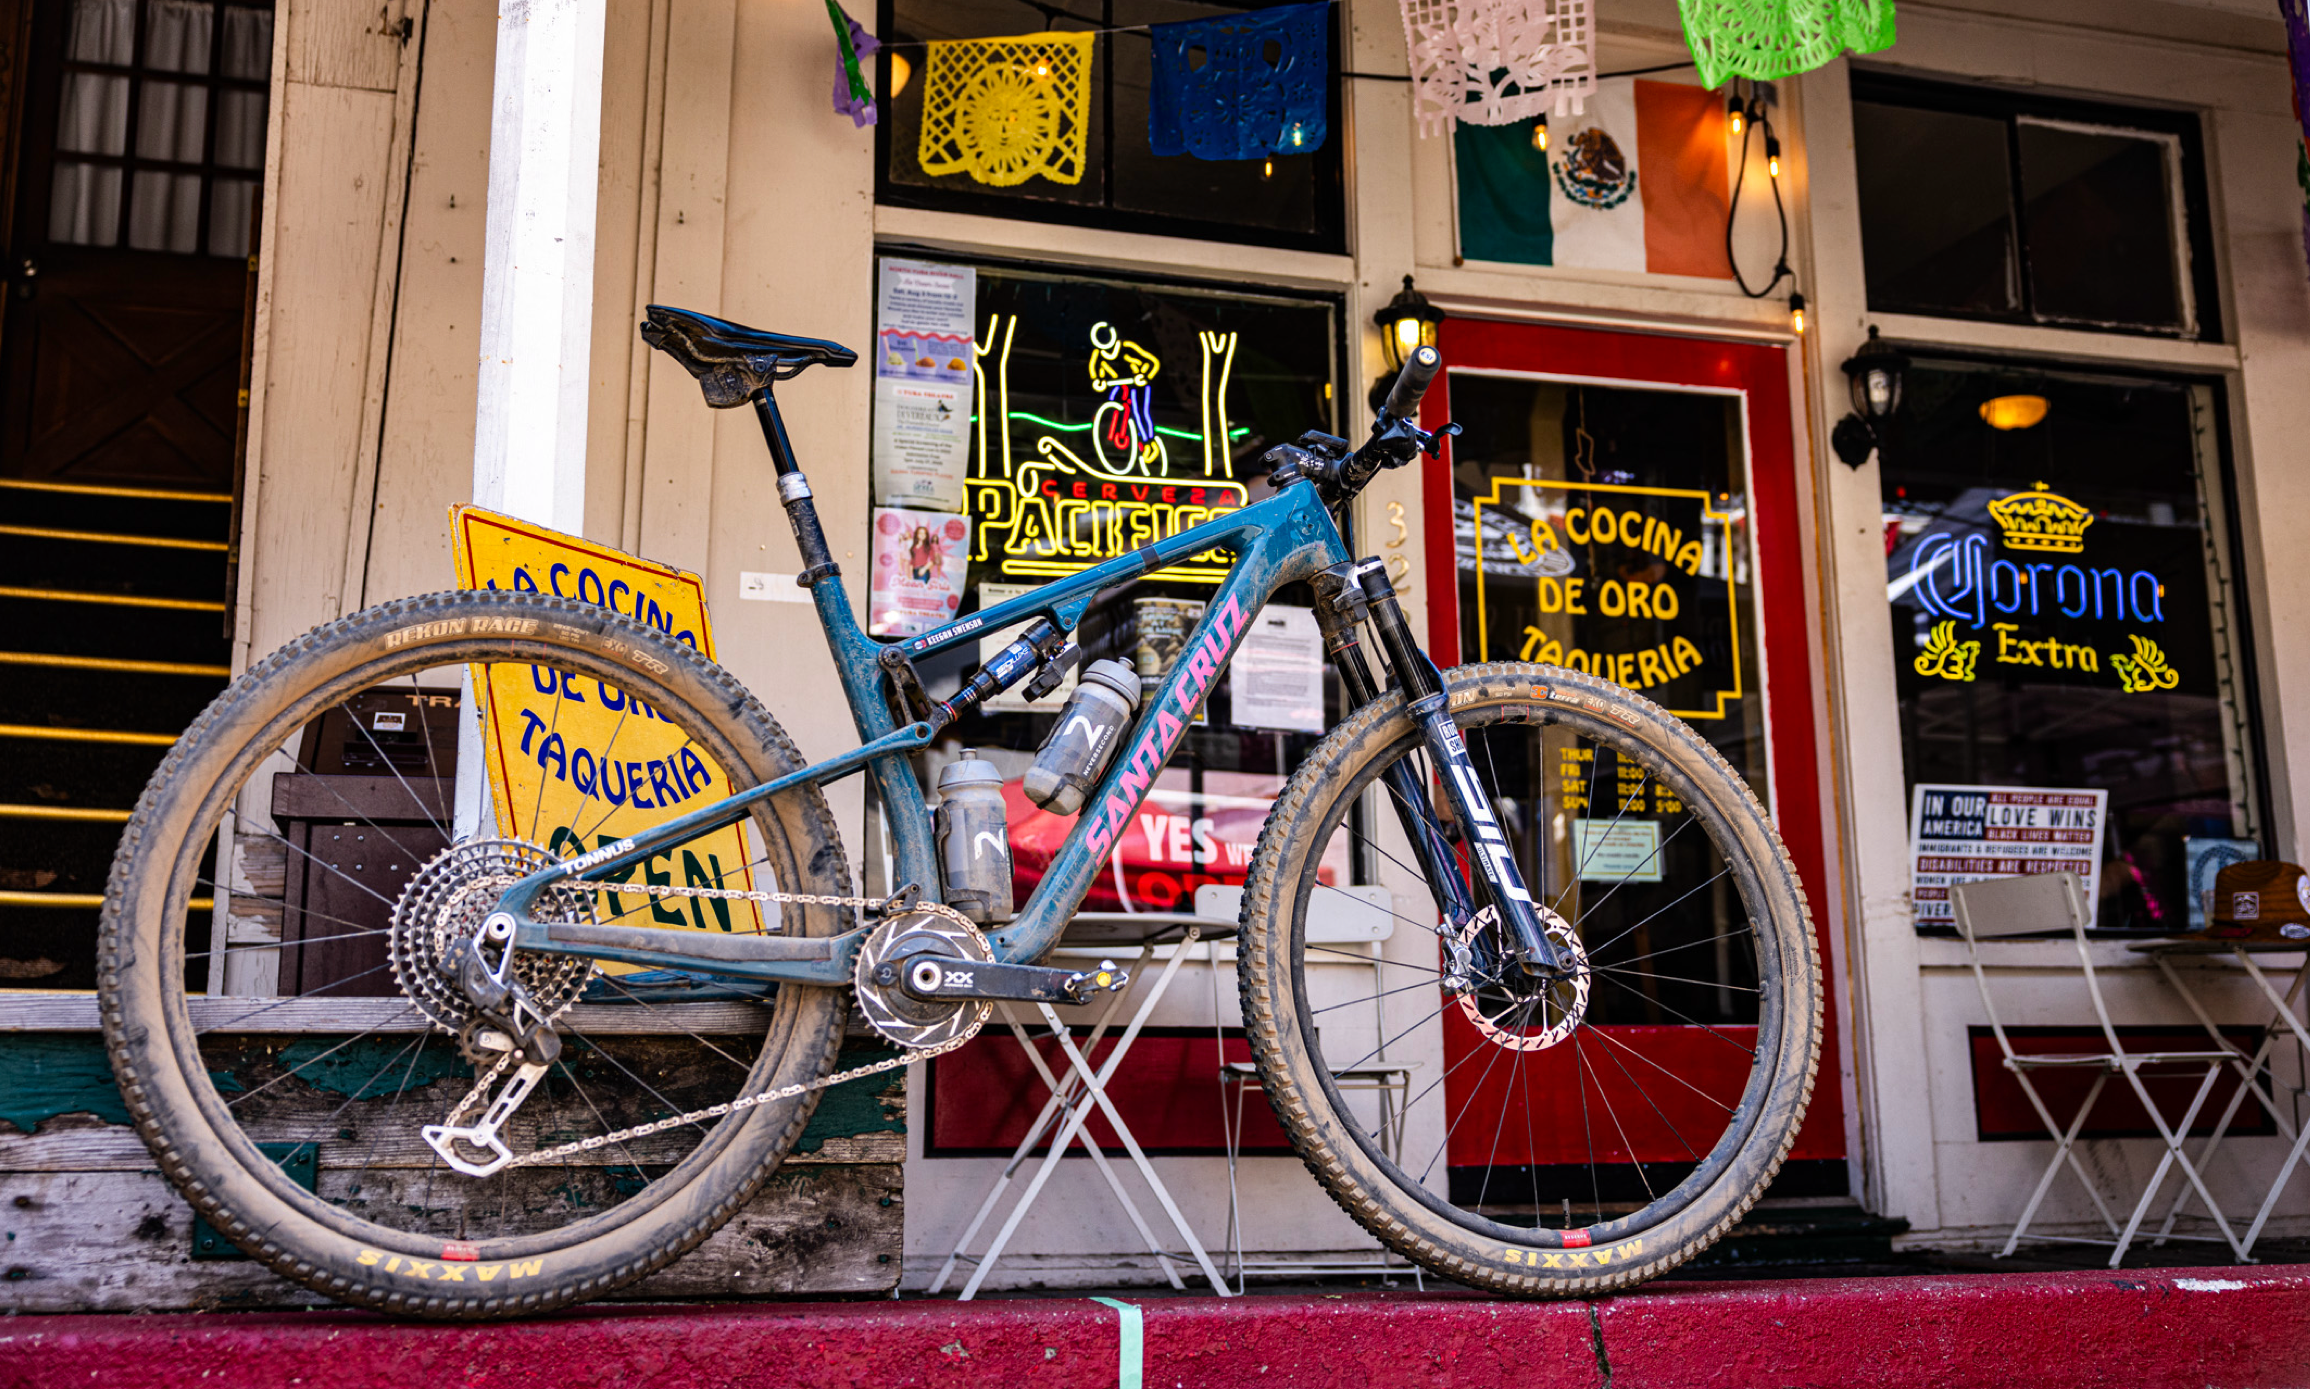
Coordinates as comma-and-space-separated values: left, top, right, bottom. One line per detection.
422, 912, 563, 1177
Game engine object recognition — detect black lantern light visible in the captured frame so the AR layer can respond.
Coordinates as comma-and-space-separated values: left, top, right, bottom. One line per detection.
1832, 325, 1909, 468
1371, 275, 1445, 411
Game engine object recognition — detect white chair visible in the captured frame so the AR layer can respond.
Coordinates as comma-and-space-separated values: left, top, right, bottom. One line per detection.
1953, 870, 2248, 1265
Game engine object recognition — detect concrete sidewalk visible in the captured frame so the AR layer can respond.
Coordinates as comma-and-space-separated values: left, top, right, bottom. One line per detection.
5, 1265, 2307, 1387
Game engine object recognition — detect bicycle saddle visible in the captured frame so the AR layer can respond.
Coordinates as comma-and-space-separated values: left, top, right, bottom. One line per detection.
639, 304, 857, 408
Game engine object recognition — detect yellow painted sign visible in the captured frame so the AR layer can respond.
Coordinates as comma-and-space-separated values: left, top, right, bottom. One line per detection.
450, 506, 766, 944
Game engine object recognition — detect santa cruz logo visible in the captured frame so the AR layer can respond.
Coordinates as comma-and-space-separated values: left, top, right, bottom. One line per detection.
1553, 128, 1635, 210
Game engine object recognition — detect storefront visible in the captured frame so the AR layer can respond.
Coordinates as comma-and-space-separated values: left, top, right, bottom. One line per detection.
1, 0, 2307, 1304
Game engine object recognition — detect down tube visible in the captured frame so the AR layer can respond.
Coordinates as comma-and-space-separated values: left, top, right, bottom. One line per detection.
989, 490, 1350, 963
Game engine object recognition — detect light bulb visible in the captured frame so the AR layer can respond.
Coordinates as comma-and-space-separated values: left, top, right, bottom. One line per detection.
1394, 316, 1423, 358
1532, 116, 1549, 152
1788, 292, 1807, 336
1262, 156, 1275, 179
1728, 98, 1745, 136
1765, 133, 1782, 179
889, 52, 912, 98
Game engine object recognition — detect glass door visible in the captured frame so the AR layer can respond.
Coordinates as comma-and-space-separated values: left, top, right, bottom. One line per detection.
1419, 317, 1847, 1210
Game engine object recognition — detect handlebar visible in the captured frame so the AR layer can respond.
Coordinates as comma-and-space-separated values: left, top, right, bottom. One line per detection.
1256, 346, 1457, 507
1380, 345, 1441, 422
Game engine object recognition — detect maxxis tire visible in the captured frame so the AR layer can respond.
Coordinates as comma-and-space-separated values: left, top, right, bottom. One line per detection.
1236, 661, 1821, 1296
98, 589, 853, 1319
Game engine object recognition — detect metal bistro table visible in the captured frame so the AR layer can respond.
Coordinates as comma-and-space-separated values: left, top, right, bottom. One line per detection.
927, 911, 1231, 1300
2132, 936, 2310, 1256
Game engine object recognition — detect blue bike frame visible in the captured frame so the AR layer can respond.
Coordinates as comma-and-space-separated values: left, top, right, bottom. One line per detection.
490, 478, 1352, 987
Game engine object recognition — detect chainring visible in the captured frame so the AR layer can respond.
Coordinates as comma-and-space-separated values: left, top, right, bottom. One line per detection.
1450, 903, 1591, 1052
851, 908, 995, 1050
388, 838, 599, 1036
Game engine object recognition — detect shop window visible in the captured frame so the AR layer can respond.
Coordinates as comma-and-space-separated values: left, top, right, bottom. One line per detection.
867, 253, 1345, 912
1882, 358, 2262, 934
1851, 73, 2216, 339
47, 0, 274, 259
875, 1, 1345, 254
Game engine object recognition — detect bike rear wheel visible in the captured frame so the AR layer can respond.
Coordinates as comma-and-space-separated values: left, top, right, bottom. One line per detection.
99, 588, 852, 1318
1237, 662, 1821, 1294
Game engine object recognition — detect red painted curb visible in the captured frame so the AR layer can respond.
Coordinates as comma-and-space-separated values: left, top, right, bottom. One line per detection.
0, 1267, 2305, 1389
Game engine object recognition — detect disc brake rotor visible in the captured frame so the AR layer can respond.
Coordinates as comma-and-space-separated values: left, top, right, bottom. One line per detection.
389, 838, 598, 1035
1451, 903, 1591, 1052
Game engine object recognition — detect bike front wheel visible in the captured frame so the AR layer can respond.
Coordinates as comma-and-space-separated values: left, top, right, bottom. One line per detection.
99, 588, 853, 1318
1237, 662, 1822, 1294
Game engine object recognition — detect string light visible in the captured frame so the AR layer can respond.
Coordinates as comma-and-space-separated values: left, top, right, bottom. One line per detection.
1788, 292, 1806, 335
1727, 95, 1745, 136
1531, 114, 1549, 152
1765, 132, 1782, 179
1261, 156, 1275, 179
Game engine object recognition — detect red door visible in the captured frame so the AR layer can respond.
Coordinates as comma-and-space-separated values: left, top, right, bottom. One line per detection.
1420, 316, 1846, 1188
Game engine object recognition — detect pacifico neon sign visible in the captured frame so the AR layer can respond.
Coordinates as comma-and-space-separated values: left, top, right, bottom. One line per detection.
968, 314, 1250, 584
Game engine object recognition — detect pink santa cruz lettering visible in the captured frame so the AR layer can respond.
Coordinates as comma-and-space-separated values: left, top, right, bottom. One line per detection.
1084, 595, 1246, 861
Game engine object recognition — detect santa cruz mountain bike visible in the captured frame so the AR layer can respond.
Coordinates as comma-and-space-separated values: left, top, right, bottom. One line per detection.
99, 305, 1820, 1318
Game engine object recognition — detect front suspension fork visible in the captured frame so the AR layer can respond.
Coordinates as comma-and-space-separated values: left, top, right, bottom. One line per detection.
1313, 560, 1560, 975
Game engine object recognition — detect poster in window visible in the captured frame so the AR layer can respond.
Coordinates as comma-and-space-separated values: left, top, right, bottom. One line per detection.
1230, 604, 1324, 733
869, 507, 969, 637
1908, 784, 2108, 929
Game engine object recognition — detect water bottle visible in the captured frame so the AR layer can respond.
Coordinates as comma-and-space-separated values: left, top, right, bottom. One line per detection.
935, 751, 1014, 924
1022, 659, 1141, 817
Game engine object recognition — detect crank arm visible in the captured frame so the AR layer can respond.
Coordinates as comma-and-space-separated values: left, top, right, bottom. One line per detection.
424, 1058, 549, 1178
893, 956, 1129, 1006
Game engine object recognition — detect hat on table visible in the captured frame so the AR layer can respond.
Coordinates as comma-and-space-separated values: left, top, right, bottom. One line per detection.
2204, 860, 2310, 941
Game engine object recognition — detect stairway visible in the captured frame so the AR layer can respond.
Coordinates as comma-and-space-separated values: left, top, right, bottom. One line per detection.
0, 476, 234, 988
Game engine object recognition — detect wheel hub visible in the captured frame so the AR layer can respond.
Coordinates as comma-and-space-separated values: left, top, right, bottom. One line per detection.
389, 838, 598, 1036
1449, 903, 1591, 1051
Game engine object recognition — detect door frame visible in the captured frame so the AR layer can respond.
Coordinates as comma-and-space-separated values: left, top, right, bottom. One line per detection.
1418, 313, 1844, 1165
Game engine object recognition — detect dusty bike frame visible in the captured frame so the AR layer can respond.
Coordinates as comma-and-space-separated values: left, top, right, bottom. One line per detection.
484, 352, 1558, 993
484, 390, 1356, 988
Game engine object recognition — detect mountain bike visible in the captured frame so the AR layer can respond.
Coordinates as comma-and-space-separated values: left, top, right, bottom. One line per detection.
98, 305, 1820, 1318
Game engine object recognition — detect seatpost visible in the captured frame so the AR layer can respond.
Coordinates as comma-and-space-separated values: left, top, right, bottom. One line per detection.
753, 389, 840, 588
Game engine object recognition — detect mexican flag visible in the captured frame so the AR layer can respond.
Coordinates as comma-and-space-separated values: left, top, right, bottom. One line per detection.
1454, 78, 1732, 279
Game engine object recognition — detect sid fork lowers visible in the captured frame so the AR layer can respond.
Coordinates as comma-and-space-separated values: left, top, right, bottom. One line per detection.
1311, 558, 1563, 977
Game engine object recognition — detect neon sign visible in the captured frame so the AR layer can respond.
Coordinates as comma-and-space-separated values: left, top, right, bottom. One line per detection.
1469, 478, 1744, 720
1903, 484, 2190, 697
968, 314, 1250, 584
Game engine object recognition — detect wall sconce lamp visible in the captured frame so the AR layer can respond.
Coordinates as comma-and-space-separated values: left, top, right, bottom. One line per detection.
1832, 325, 1908, 468
1371, 274, 1446, 412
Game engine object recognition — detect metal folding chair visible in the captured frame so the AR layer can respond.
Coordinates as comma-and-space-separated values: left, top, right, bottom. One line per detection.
1953, 870, 2249, 1265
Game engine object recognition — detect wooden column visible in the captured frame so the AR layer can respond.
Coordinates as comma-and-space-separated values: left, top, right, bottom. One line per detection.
471, 0, 606, 530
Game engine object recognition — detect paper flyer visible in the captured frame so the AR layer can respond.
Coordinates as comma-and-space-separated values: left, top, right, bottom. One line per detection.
1908, 784, 2109, 929
873, 377, 970, 511
1229, 604, 1324, 732
875, 257, 974, 387
869, 507, 970, 637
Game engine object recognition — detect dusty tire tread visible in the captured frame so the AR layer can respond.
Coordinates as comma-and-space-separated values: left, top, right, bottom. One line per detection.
98, 590, 853, 1320
1235, 661, 1823, 1296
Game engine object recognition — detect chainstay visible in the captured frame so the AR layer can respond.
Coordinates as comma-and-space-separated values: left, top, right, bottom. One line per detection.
443, 879, 981, 1169
505, 1025, 979, 1169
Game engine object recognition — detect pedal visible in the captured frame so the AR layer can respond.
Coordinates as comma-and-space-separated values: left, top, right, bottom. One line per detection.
896, 955, 1129, 1006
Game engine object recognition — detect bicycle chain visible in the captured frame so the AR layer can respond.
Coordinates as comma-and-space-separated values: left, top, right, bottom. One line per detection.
433, 882, 986, 1171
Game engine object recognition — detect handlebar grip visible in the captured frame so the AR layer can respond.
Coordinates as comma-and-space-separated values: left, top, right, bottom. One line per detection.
1381, 345, 1441, 421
